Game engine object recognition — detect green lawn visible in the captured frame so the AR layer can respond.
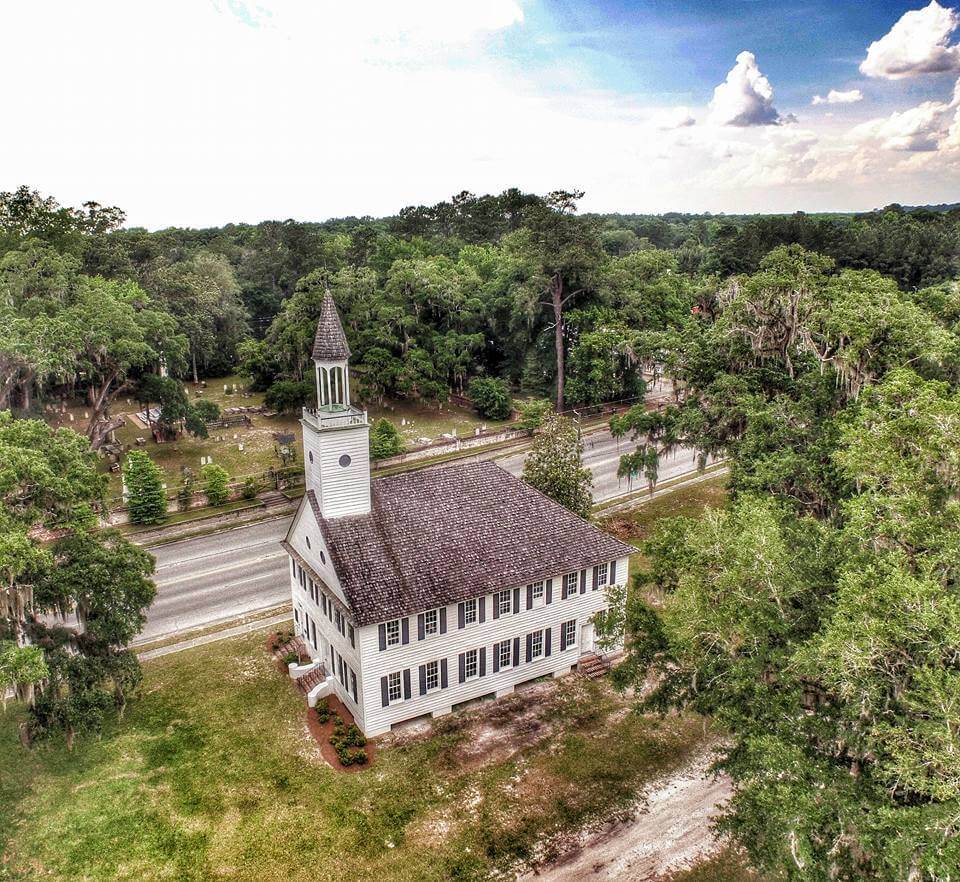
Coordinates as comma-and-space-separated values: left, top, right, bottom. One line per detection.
0, 633, 709, 882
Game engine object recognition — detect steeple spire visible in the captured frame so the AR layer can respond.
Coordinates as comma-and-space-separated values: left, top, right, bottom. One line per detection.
312, 290, 351, 361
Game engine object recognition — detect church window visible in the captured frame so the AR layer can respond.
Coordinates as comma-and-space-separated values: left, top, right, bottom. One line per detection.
423, 608, 439, 636
339, 454, 352, 467
387, 671, 402, 703
385, 619, 401, 647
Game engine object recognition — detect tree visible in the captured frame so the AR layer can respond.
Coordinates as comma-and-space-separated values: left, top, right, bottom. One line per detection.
123, 451, 166, 525
369, 418, 405, 460
0, 414, 155, 747
468, 377, 512, 420
201, 463, 230, 506
265, 379, 313, 414
504, 191, 607, 411
516, 399, 553, 435
522, 413, 593, 517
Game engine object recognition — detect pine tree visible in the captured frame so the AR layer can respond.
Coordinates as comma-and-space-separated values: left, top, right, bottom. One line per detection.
123, 450, 167, 524
522, 413, 593, 517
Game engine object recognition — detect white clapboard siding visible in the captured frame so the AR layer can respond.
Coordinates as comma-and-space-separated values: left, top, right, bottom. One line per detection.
286, 497, 351, 608
290, 561, 368, 729
302, 419, 371, 518
357, 556, 629, 737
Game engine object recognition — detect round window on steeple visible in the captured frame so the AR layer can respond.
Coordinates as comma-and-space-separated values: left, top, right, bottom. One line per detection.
339, 454, 352, 468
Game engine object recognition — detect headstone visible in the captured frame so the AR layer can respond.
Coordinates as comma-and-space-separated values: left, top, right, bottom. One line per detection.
68, 413, 74, 422
233, 434, 238, 440
238, 443, 244, 452
83, 412, 89, 419
224, 385, 229, 392
401, 418, 406, 426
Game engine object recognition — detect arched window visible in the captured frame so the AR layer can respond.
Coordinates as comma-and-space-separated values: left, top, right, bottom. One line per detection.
330, 366, 345, 405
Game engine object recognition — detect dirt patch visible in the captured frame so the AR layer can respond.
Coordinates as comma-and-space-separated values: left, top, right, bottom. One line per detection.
383, 678, 600, 772
521, 745, 731, 882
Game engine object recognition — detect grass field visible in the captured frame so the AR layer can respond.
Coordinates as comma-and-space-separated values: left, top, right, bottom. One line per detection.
0, 633, 711, 882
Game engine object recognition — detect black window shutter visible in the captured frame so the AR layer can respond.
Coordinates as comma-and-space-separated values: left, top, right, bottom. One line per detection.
525, 633, 533, 663
380, 676, 389, 707
580, 569, 587, 594
378, 623, 386, 651
493, 642, 500, 673
526, 584, 533, 610
419, 664, 427, 696
439, 608, 447, 634
610, 559, 617, 583
403, 669, 411, 700
545, 628, 552, 657
513, 587, 521, 614
479, 647, 486, 677
561, 577, 568, 600
546, 579, 553, 604
560, 625, 567, 651
493, 594, 500, 619
478, 596, 486, 623
440, 658, 448, 688
513, 636, 520, 666
458, 652, 466, 684
592, 566, 599, 591
401, 617, 410, 644
417, 613, 425, 640
458, 602, 465, 629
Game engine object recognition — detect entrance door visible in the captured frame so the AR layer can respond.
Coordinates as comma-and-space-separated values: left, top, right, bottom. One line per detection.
580, 622, 594, 655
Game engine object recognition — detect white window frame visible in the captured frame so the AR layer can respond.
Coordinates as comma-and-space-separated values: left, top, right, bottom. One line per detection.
597, 562, 610, 588
562, 619, 576, 649
464, 648, 479, 680
564, 572, 578, 598
497, 589, 512, 616
387, 670, 403, 703
531, 629, 544, 660
463, 597, 477, 626
529, 580, 545, 606
498, 640, 512, 670
385, 619, 401, 647
424, 608, 439, 636
425, 659, 440, 692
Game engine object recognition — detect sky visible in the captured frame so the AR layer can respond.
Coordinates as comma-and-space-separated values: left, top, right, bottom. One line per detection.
3, 0, 960, 227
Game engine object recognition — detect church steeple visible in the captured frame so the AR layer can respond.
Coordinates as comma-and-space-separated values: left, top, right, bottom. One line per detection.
301, 292, 370, 518
312, 290, 352, 410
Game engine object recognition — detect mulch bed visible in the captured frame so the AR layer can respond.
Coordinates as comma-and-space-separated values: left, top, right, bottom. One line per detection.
306, 693, 377, 773
266, 632, 376, 772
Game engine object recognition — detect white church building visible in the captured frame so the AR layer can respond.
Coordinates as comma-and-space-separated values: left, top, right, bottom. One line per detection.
283, 291, 634, 737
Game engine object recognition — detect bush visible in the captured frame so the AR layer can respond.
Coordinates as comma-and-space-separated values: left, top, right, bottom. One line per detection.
124, 451, 167, 525
265, 379, 313, 414
192, 399, 221, 423
338, 746, 368, 766
200, 463, 230, 506
176, 469, 195, 512
369, 417, 405, 460
468, 377, 512, 420
315, 698, 331, 723
241, 477, 260, 500
282, 651, 299, 665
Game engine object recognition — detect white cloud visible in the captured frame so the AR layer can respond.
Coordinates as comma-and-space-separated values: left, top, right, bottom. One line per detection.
851, 81, 960, 150
708, 51, 782, 126
653, 106, 696, 129
812, 89, 864, 105
860, 1, 960, 79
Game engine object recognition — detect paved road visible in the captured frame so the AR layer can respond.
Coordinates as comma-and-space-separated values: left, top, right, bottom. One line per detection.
139, 517, 292, 643
141, 427, 705, 643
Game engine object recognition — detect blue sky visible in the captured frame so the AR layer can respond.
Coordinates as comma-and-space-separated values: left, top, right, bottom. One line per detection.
2, 0, 959, 226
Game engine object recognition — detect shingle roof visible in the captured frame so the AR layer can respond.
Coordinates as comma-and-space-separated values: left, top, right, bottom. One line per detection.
311, 290, 351, 361
307, 461, 635, 626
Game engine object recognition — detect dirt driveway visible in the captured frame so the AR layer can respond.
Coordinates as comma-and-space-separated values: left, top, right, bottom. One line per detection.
521, 747, 731, 882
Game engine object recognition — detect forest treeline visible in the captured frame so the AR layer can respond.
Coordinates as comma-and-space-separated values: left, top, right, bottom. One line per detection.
1, 184, 959, 444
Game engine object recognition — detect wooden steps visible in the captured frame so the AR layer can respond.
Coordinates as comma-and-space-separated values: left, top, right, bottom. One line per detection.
297, 664, 327, 695
577, 653, 611, 680
259, 490, 288, 509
